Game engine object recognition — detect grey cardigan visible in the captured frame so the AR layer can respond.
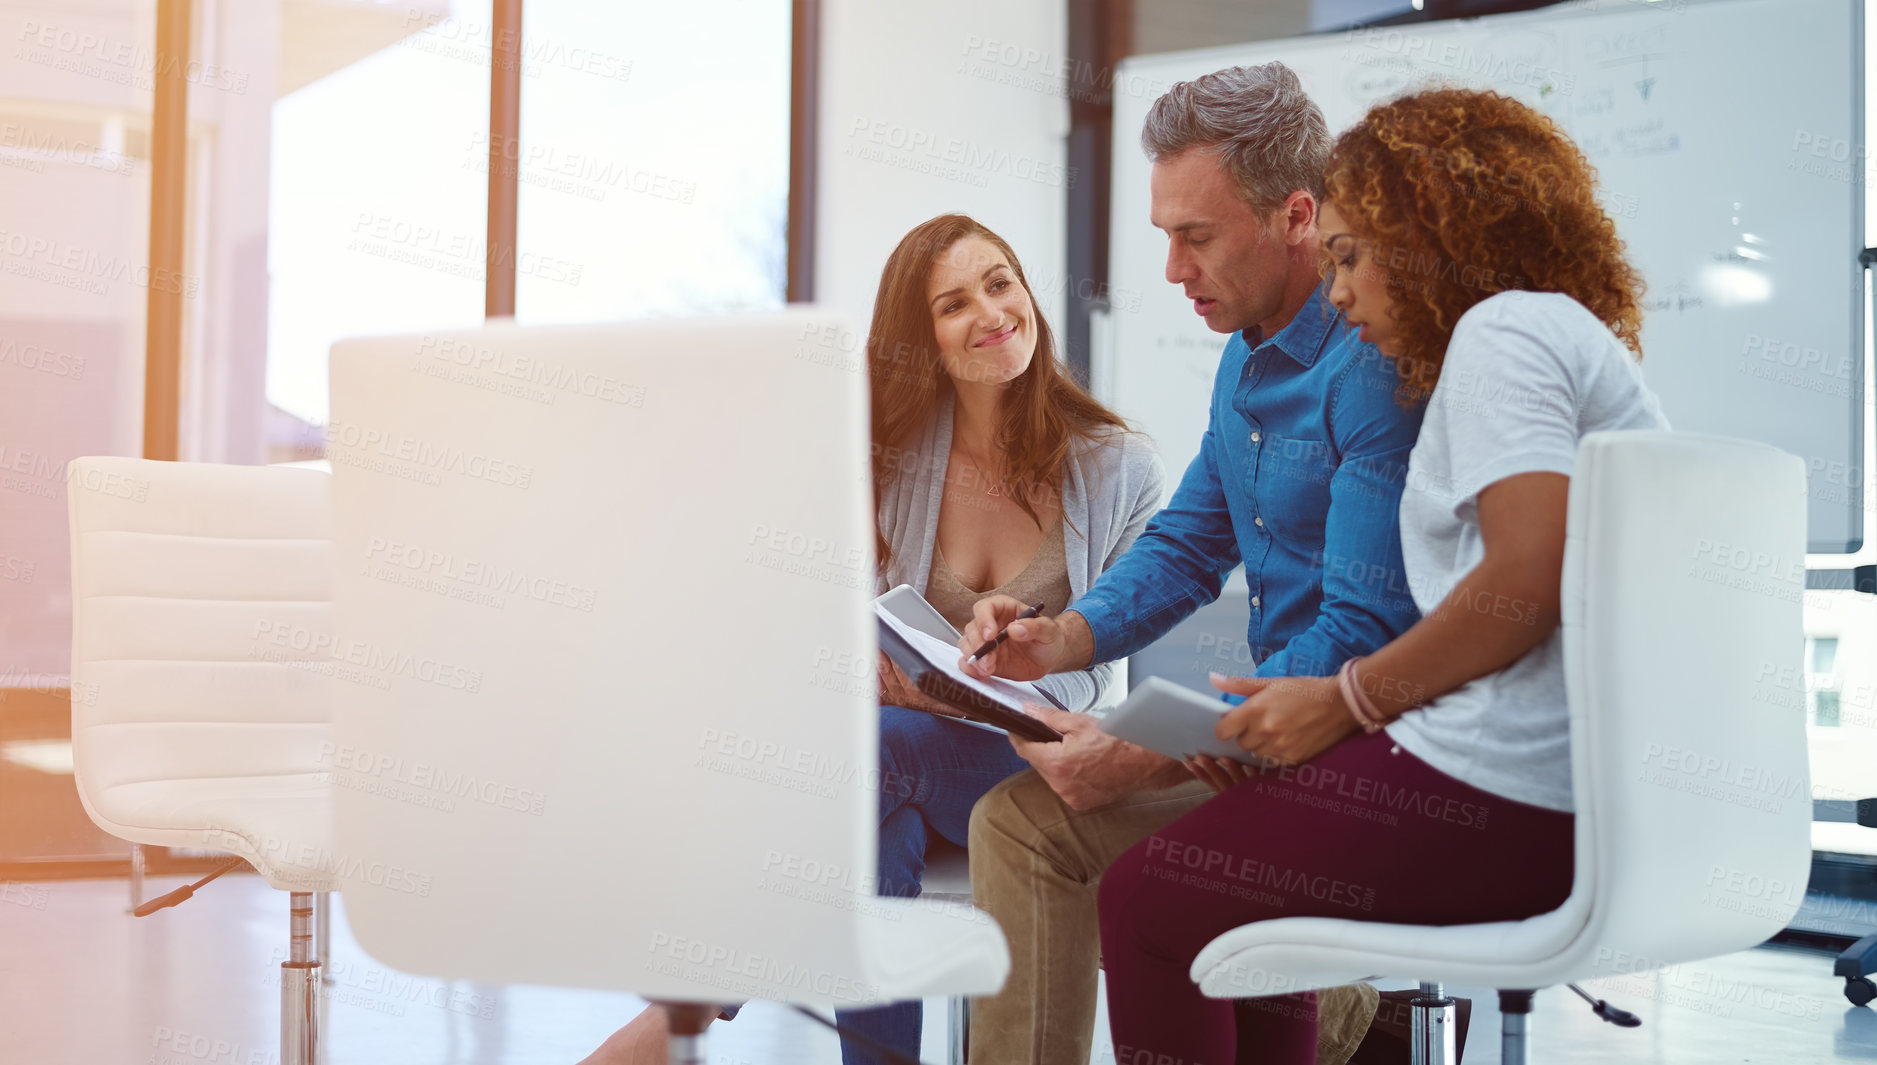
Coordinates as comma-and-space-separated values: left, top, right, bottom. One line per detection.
875, 392, 1166, 713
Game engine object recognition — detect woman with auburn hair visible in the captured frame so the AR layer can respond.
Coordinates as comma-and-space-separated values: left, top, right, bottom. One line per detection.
842, 212, 1162, 1064
574, 214, 1162, 1065
1093, 87, 1667, 1062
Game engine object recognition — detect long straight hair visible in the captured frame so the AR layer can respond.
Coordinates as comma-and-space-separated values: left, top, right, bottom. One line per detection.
868, 214, 1129, 569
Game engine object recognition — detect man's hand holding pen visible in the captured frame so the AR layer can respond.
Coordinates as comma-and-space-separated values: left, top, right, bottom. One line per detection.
957, 594, 1097, 681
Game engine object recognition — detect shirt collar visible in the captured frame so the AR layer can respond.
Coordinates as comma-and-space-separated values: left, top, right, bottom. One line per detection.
1239, 286, 1340, 369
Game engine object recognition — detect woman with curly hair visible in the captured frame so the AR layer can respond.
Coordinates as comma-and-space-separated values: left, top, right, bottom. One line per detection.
1092, 87, 1668, 1062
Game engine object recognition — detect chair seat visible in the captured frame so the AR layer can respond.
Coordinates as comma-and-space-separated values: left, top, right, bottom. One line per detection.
1191, 894, 1593, 998
90, 773, 335, 892
860, 895, 1010, 1003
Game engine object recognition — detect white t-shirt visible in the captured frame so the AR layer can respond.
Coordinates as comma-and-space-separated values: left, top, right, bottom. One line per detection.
1385, 290, 1668, 812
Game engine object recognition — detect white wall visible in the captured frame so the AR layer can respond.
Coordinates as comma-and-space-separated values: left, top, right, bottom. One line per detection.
815, 0, 1070, 342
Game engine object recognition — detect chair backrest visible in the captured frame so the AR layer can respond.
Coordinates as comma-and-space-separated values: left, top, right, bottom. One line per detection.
1563, 431, 1813, 975
327, 312, 898, 1002
66, 458, 333, 833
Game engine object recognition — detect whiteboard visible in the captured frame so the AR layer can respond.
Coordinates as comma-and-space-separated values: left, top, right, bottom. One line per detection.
1099, 0, 1863, 554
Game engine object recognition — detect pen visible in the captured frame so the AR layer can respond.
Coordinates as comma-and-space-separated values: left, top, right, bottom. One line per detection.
968, 601, 1046, 662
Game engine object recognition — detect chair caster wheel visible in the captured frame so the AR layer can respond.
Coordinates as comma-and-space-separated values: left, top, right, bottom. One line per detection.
1846, 977, 1876, 1007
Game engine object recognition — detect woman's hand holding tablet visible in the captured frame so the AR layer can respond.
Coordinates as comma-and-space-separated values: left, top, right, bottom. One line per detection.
1099, 677, 1271, 763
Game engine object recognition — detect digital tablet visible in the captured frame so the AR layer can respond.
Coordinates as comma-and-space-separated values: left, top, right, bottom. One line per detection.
1099, 676, 1266, 764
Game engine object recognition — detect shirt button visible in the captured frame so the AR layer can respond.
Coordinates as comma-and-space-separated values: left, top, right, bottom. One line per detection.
1251, 596, 1261, 607
1254, 516, 1264, 527
1250, 431, 1261, 443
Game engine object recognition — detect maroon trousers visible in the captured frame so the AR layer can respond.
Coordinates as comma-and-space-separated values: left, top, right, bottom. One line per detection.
1097, 730, 1575, 1065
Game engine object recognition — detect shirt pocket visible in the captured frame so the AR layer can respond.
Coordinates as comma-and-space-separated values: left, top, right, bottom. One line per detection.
1253, 435, 1335, 544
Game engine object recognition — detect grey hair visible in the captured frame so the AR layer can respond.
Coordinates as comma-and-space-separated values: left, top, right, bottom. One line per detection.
1141, 62, 1330, 211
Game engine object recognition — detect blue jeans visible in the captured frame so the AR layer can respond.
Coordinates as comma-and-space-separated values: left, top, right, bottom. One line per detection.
835, 705, 1032, 1065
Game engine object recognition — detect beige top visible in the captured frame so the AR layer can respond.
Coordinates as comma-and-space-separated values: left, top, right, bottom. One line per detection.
924, 516, 1074, 634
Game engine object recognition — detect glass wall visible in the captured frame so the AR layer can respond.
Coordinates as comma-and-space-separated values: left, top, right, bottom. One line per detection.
267, 1, 494, 431
0, 0, 793, 869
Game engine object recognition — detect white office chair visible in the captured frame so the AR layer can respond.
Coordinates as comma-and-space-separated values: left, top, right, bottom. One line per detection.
67, 457, 338, 1065
1189, 431, 1814, 1064
324, 311, 1010, 1063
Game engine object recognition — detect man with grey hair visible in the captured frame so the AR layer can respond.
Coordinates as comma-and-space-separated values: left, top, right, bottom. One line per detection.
959, 63, 1439, 1064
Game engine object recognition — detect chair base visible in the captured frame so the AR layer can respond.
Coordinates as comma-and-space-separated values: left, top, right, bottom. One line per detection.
658, 1002, 719, 1065
1410, 982, 1457, 1065
128, 843, 145, 913
282, 892, 321, 1065
949, 994, 969, 1065
1399, 987, 1530, 1065
1497, 990, 1534, 1065
281, 960, 321, 1065
1836, 931, 1877, 1006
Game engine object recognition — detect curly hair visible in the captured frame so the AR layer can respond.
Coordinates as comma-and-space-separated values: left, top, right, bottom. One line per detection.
1323, 87, 1646, 404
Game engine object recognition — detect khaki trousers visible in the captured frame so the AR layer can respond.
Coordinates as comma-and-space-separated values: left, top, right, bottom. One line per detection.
966, 769, 1378, 1064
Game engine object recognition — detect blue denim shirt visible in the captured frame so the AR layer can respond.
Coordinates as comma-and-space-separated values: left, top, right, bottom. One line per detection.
1073, 287, 1424, 679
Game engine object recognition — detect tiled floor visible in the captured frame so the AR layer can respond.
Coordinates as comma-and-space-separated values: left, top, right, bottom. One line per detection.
4, 873, 1877, 1065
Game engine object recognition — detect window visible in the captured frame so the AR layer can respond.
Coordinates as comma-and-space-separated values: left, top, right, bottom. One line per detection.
1808, 636, 1844, 728
512, 1, 791, 325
